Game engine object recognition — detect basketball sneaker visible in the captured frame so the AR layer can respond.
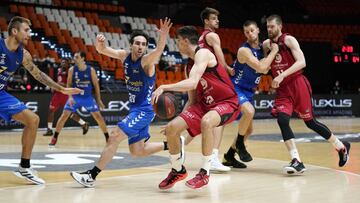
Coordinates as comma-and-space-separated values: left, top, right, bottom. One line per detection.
338, 141, 351, 167
222, 153, 247, 168
82, 122, 89, 135
43, 128, 53, 136
283, 158, 306, 175
48, 136, 57, 147
13, 166, 45, 185
70, 171, 95, 188
210, 156, 231, 172
159, 166, 188, 190
185, 168, 209, 189
236, 147, 253, 162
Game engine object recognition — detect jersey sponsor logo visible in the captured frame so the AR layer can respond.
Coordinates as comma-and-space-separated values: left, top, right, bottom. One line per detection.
0, 152, 167, 171
275, 54, 282, 63
200, 78, 208, 90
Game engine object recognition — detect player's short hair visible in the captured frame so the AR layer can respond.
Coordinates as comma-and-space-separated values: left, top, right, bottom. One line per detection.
266, 14, 283, 25
77, 51, 86, 59
243, 20, 258, 28
200, 7, 219, 24
129, 30, 149, 45
8, 16, 31, 35
176, 26, 199, 45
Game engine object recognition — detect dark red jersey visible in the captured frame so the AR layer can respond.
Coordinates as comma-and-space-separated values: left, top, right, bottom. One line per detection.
186, 47, 238, 109
198, 29, 215, 55
270, 33, 303, 85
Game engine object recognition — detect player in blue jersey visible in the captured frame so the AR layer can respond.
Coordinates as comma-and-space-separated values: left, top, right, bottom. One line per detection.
70, 18, 173, 187
0, 16, 82, 185
220, 20, 279, 168
48, 51, 109, 147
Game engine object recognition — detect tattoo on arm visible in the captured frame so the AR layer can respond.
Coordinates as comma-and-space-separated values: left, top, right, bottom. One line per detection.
22, 50, 63, 92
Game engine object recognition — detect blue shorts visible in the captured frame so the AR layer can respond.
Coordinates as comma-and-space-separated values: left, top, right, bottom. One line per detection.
64, 95, 99, 113
118, 107, 155, 145
235, 87, 255, 119
0, 91, 27, 121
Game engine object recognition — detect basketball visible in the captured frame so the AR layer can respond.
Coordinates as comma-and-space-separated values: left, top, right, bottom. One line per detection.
152, 92, 178, 119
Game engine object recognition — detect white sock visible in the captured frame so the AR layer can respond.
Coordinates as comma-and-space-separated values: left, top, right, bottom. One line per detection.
78, 119, 85, 125
47, 122, 52, 129
170, 153, 182, 171
212, 149, 219, 159
289, 149, 301, 162
331, 137, 345, 151
202, 155, 212, 175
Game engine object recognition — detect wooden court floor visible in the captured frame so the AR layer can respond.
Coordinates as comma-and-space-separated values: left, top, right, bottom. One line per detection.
0, 117, 359, 202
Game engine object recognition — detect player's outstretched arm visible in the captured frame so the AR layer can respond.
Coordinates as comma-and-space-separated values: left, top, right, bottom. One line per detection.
151, 49, 208, 104
22, 49, 82, 95
142, 17, 172, 68
95, 34, 127, 62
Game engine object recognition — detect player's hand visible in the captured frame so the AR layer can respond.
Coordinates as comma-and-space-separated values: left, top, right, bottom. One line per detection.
97, 100, 105, 110
226, 65, 235, 76
270, 43, 279, 52
157, 17, 173, 36
271, 74, 284, 88
60, 87, 83, 95
95, 34, 106, 51
151, 86, 164, 105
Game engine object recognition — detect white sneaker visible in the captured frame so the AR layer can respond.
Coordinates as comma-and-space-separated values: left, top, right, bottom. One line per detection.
13, 166, 45, 185
210, 157, 231, 172
70, 171, 95, 188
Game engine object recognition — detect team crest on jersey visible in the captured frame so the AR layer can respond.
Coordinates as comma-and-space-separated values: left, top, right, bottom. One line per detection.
275, 53, 282, 63
200, 78, 208, 90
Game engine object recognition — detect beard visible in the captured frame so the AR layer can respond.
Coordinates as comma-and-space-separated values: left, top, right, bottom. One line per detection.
268, 29, 279, 40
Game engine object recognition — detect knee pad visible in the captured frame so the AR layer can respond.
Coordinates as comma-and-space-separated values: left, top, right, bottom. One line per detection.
277, 113, 294, 141
305, 119, 331, 140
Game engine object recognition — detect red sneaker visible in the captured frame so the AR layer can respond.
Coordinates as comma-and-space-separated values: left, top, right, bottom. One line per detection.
159, 167, 188, 190
49, 136, 57, 147
185, 168, 209, 189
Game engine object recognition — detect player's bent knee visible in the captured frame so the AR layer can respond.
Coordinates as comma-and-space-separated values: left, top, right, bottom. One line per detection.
165, 121, 179, 137
200, 116, 215, 131
277, 113, 290, 127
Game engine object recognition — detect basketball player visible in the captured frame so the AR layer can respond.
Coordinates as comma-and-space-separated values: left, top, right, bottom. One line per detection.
183, 7, 234, 172
70, 18, 173, 188
48, 51, 109, 146
152, 26, 241, 189
221, 20, 279, 168
0, 16, 82, 185
43, 58, 89, 136
265, 15, 350, 174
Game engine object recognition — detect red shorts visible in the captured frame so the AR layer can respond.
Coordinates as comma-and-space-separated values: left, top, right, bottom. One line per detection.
271, 75, 313, 121
180, 100, 241, 137
49, 92, 68, 112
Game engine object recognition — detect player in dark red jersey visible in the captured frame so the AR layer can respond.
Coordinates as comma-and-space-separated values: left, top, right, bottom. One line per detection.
152, 26, 241, 190
264, 15, 350, 175
43, 58, 89, 136
183, 7, 234, 172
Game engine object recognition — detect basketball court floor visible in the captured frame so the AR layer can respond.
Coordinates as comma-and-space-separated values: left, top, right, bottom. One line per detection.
0, 117, 359, 202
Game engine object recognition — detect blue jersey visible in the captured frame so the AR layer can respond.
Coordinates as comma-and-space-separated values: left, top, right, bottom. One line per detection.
231, 42, 263, 91
72, 64, 93, 97
124, 55, 155, 109
0, 38, 24, 91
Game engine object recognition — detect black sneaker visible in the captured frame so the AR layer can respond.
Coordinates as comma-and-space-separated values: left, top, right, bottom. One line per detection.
82, 122, 89, 135
236, 147, 253, 162
222, 153, 247, 168
283, 158, 306, 175
338, 141, 351, 167
43, 128, 53, 136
